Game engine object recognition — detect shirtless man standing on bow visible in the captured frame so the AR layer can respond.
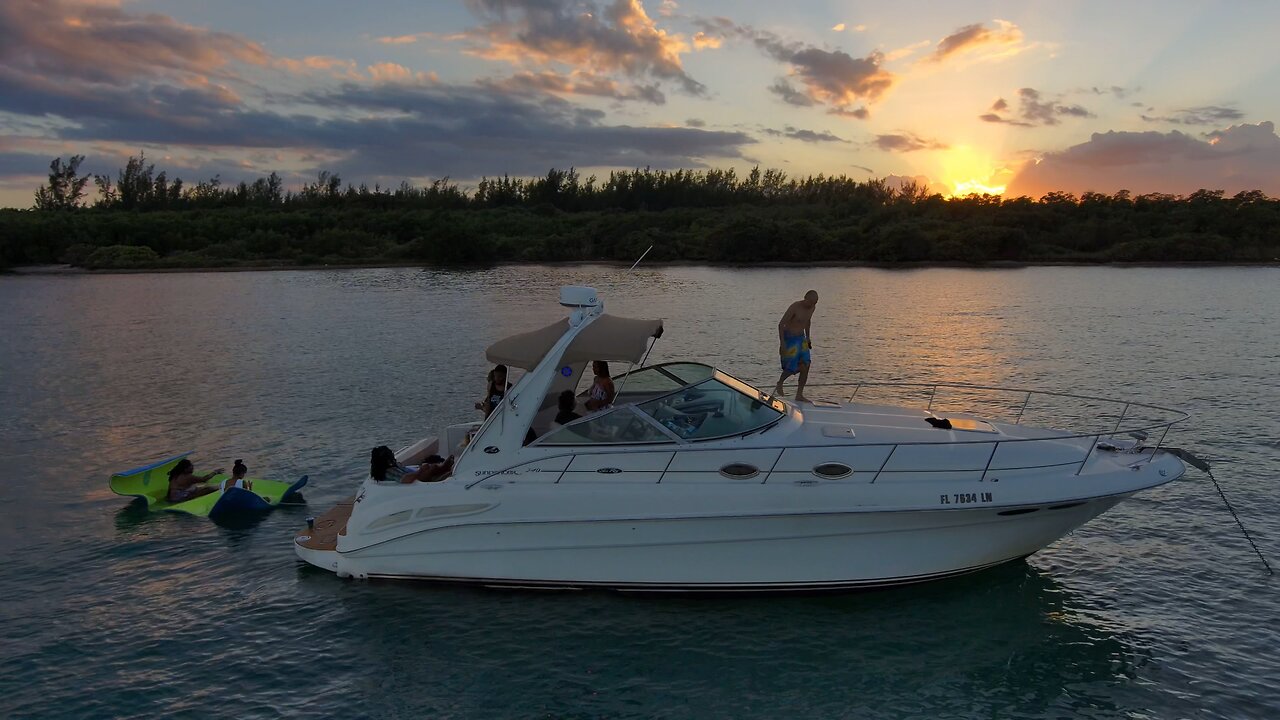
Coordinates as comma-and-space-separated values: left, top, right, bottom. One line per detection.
774, 290, 818, 403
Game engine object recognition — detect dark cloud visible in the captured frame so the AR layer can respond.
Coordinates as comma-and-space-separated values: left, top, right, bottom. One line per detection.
980, 88, 1094, 127
478, 70, 666, 104
762, 126, 848, 143
684, 118, 705, 128
1007, 121, 1280, 197
1141, 105, 1245, 125
0, 0, 756, 190
291, 82, 755, 178
0, 150, 62, 178
1082, 85, 1137, 99
829, 107, 870, 120
872, 133, 948, 152
458, 0, 705, 96
925, 20, 1025, 63
768, 79, 815, 107
694, 17, 892, 116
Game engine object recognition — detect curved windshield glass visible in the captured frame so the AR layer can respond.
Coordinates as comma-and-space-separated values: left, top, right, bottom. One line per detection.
538, 406, 675, 445
605, 363, 717, 398
638, 378, 784, 441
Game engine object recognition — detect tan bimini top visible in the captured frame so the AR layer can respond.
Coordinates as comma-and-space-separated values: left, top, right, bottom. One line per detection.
485, 314, 664, 371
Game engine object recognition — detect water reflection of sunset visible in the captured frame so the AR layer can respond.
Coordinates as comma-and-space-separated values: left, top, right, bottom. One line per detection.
3, 266, 1279, 718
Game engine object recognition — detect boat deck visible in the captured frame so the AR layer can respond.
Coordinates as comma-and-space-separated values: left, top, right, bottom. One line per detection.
296, 495, 354, 551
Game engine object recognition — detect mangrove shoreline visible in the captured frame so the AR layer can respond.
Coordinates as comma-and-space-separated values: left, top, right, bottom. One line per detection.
6, 160, 1278, 271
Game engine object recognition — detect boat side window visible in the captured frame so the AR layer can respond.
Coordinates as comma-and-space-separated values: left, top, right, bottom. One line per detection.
638, 378, 784, 441
537, 406, 674, 445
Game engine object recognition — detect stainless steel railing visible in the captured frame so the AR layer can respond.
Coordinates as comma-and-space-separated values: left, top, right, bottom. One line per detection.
463, 380, 1189, 489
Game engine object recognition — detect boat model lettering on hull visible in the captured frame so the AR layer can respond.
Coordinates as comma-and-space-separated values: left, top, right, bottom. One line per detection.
295, 286, 1190, 593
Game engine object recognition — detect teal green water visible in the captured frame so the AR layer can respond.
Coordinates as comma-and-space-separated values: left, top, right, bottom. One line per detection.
0, 266, 1276, 719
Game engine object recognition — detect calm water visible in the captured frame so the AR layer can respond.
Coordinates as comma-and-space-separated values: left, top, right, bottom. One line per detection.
0, 265, 1277, 719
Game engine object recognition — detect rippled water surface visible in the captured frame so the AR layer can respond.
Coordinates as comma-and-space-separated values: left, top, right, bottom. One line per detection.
1, 265, 1277, 719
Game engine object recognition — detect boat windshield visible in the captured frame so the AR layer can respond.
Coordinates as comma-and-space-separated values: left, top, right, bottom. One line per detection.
538, 368, 785, 446
611, 362, 716, 401
537, 406, 675, 445
637, 377, 785, 441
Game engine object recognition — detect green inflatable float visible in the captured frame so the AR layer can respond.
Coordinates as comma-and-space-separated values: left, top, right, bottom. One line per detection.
110, 451, 308, 520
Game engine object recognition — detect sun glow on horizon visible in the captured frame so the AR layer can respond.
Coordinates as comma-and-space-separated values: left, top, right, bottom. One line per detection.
950, 179, 1007, 196
937, 145, 1008, 197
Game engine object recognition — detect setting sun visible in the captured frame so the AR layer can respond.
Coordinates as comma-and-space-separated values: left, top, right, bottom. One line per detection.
937, 145, 1008, 197
951, 179, 1007, 196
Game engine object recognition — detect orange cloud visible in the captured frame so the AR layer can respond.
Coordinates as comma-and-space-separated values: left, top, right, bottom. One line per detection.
691, 18, 893, 117
377, 32, 435, 45
456, 0, 704, 95
366, 62, 437, 85
924, 20, 1029, 64
0, 0, 273, 87
883, 40, 930, 62
275, 55, 361, 79
692, 31, 722, 50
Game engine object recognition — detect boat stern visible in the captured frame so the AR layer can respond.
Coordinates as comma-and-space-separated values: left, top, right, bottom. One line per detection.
294, 495, 355, 576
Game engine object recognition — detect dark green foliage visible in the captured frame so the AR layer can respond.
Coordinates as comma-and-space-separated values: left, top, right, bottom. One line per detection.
83, 245, 161, 269
34, 155, 91, 211
2, 156, 1278, 270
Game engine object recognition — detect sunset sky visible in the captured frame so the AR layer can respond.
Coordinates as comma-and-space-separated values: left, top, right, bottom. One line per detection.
2, 0, 1279, 208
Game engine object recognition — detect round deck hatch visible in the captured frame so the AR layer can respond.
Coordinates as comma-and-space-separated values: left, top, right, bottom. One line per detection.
813, 462, 853, 479
719, 463, 760, 479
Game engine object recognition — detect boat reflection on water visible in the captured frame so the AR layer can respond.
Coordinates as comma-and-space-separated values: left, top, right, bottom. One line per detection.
299, 561, 1148, 718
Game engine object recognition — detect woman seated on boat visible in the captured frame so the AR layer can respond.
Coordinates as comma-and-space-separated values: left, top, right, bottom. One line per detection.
475, 365, 509, 418
370, 446, 453, 483
219, 459, 253, 493
167, 459, 224, 503
554, 390, 581, 426
584, 361, 615, 411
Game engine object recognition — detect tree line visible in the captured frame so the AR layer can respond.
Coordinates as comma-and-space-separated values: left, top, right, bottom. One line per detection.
2, 154, 1277, 270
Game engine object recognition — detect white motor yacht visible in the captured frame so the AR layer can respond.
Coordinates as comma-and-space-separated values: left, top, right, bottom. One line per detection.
295, 286, 1188, 591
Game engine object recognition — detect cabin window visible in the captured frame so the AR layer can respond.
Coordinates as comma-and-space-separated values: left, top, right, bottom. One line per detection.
366, 509, 413, 531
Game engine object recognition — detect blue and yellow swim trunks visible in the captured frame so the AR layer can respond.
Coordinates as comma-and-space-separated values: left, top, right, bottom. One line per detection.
780, 333, 811, 373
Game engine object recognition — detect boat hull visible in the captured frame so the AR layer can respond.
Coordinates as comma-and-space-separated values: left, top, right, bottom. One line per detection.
297, 495, 1125, 591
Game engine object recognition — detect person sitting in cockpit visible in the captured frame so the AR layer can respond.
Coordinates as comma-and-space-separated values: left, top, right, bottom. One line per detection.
554, 390, 582, 426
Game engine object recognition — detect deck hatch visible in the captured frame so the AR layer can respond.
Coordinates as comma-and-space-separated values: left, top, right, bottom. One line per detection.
719, 463, 760, 479
812, 462, 854, 479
